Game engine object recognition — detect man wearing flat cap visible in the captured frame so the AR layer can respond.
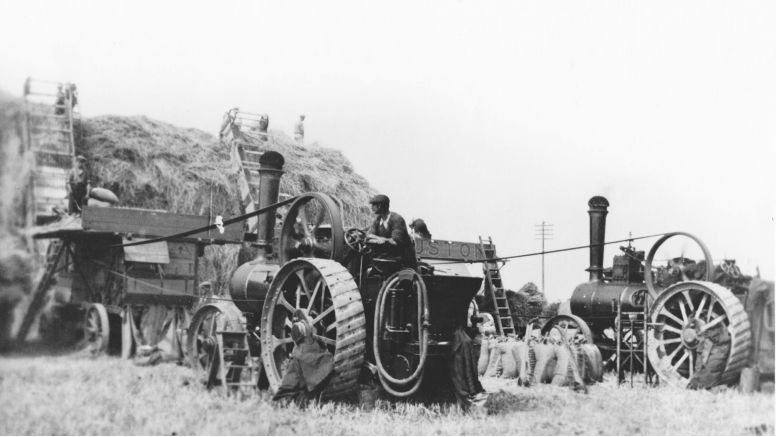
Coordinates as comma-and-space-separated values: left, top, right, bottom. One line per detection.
66, 155, 91, 214
366, 194, 417, 269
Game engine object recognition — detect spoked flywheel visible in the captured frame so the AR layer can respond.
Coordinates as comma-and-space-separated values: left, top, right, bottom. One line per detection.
646, 281, 751, 387
279, 193, 345, 264
260, 258, 366, 399
187, 302, 245, 387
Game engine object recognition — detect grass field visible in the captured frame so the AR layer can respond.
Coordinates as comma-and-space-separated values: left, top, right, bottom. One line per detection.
0, 353, 773, 436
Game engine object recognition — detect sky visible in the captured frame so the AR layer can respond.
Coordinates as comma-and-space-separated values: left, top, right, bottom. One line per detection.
1, 0, 774, 301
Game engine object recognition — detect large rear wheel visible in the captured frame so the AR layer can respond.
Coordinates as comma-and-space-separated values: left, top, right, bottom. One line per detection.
260, 258, 365, 399
646, 281, 751, 387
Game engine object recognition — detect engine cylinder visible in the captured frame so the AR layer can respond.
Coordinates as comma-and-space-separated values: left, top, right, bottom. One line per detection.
229, 260, 279, 314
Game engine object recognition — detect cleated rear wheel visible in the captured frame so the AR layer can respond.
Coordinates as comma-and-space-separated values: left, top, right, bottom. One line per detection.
646, 281, 751, 387
261, 258, 366, 399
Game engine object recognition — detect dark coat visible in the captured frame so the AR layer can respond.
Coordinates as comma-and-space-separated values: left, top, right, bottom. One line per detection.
369, 211, 417, 268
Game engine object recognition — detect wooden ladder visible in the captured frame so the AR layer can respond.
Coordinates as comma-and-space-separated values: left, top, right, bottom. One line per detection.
215, 330, 260, 394
221, 109, 267, 235
23, 78, 78, 223
479, 236, 515, 337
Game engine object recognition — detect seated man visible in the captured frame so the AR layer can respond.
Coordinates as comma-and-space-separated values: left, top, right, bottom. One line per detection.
366, 194, 417, 271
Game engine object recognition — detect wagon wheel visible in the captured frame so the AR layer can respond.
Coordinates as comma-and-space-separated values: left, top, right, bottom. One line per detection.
542, 314, 593, 344
186, 302, 245, 387
84, 303, 110, 355
644, 232, 714, 299
261, 258, 365, 399
646, 281, 751, 387
279, 193, 345, 264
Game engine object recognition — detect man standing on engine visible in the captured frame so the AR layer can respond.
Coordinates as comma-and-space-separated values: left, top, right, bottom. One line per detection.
66, 155, 91, 214
366, 194, 417, 269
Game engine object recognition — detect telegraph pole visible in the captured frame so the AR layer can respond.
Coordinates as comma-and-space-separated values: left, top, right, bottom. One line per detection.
534, 221, 554, 293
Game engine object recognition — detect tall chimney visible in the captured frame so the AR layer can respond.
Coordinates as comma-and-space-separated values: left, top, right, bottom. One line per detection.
256, 151, 284, 250
586, 196, 609, 281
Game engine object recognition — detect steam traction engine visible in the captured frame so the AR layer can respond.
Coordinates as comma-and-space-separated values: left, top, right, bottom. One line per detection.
544, 196, 752, 387
187, 152, 484, 398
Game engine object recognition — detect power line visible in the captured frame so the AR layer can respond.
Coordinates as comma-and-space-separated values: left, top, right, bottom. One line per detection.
534, 221, 553, 294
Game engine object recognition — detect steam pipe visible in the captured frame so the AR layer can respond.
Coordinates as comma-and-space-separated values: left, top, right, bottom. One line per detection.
586, 196, 609, 281
256, 151, 284, 251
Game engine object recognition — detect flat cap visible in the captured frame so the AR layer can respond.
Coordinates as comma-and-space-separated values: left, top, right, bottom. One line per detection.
369, 194, 390, 205
75, 155, 87, 161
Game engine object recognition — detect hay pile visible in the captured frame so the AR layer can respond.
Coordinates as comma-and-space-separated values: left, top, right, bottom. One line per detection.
1, 90, 379, 295
77, 116, 376, 227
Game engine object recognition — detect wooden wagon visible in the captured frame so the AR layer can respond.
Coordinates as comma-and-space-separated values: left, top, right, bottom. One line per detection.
18, 205, 244, 359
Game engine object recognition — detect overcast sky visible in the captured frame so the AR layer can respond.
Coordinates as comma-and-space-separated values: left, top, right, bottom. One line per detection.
1, 0, 774, 301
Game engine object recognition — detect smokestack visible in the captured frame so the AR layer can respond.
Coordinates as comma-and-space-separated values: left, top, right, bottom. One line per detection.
586, 196, 609, 281
256, 151, 284, 250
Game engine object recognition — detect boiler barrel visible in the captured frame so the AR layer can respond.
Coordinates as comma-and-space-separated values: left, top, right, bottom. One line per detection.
229, 261, 279, 314
570, 282, 648, 335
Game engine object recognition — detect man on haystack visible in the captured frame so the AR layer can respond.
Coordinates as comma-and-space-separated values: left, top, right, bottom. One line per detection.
66, 155, 91, 214
293, 114, 305, 145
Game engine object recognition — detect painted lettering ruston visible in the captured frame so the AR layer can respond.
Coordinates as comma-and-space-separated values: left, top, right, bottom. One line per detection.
414, 238, 490, 262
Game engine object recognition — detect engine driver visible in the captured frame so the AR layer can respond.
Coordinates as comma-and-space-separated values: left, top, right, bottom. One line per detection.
366, 194, 417, 270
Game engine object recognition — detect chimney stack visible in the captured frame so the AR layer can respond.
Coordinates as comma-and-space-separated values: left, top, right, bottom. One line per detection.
587, 196, 609, 281
256, 151, 284, 251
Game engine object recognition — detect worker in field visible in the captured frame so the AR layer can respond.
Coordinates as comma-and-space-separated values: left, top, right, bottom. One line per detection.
366, 194, 417, 270
293, 114, 305, 145
66, 155, 91, 214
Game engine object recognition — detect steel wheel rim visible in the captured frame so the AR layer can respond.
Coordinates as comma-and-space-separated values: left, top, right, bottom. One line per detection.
262, 261, 337, 385
647, 281, 750, 386
261, 259, 366, 398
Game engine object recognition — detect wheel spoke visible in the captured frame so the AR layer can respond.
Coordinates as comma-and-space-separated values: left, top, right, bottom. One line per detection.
276, 294, 296, 313
678, 300, 689, 323
272, 335, 294, 351
672, 350, 689, 371
706, 299, 717, 322
689, 351, 694, 378
313, 334, 336, 346
657, 337, 682, 346
295, 270, 312, 299
307, 279, 323, 312
700, 314, 726, 333
682, 290, 695, 313
325, 321, 337, 333
695, 294, 708, 319
667, 345, 682, 361
295, 285, 302, 308
662, 324, 683, 335
312, 305, 335, 325
660, 308, 684, 326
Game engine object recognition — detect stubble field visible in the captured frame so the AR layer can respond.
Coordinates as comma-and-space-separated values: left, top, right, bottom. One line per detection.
0, 353, 773, 436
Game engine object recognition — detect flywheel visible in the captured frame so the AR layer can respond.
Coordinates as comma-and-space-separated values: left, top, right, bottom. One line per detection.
646, 281, 751, 387
260, 258, 366, 399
